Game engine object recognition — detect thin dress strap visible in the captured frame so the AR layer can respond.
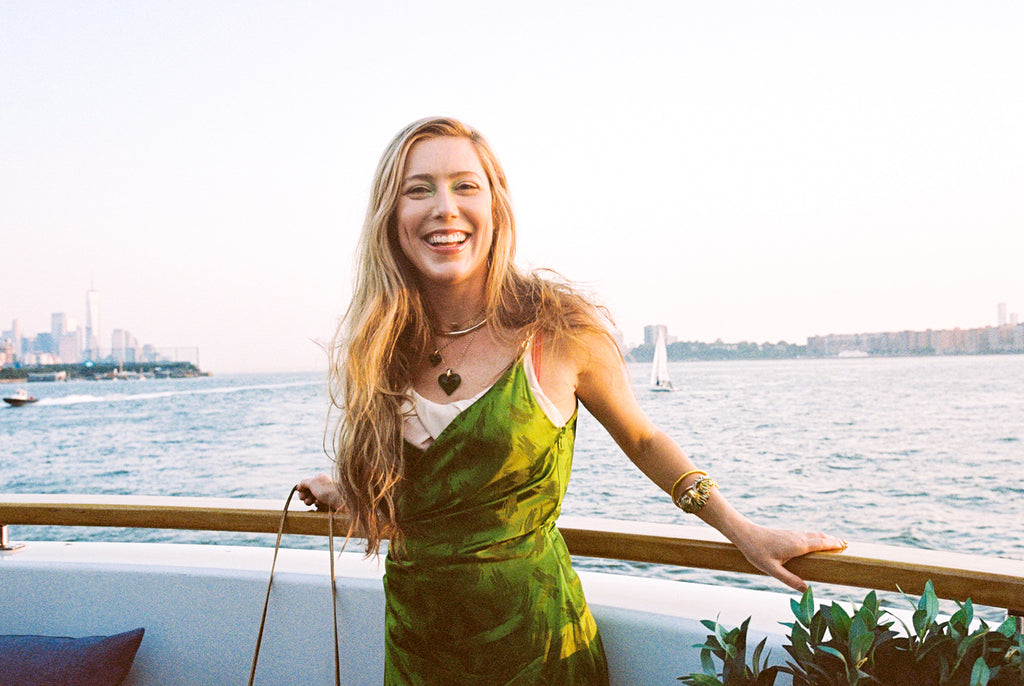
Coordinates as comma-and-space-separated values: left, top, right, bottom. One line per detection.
531, 330, 543, 386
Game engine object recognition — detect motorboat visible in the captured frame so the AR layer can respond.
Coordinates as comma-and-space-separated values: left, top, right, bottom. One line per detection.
1, 494, 1022, 685
2, 389, 39, 406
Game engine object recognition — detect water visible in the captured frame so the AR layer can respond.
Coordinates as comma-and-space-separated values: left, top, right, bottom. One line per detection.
2, 356, 1022, 615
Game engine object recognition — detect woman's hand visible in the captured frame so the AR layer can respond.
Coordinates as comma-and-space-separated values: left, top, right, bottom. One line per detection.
732, 523, 847, 592
296, 473, 347, 512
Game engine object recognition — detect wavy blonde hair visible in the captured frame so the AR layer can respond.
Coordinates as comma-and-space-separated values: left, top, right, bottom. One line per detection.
330, 116, 612, 554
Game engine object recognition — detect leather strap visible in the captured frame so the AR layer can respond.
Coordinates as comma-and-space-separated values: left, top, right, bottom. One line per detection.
249, 485, 340, 686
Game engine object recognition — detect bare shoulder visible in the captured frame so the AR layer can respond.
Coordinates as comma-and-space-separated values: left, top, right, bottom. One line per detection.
537, 330, 622, 411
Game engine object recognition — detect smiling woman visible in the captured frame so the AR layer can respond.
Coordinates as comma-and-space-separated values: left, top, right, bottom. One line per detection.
296, 116, 844, 686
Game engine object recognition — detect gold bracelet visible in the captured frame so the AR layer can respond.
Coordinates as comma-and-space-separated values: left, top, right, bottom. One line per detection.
674, 476, 719, 514
670, 469, 706, 503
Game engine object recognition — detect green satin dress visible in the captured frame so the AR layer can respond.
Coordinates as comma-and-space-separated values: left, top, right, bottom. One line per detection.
383, 357, 610, 685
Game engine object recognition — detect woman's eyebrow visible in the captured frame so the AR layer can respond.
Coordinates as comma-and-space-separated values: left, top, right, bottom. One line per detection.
403, 171, 482, 182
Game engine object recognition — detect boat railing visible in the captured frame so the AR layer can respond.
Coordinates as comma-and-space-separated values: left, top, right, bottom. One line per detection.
2, 493, 1022, 623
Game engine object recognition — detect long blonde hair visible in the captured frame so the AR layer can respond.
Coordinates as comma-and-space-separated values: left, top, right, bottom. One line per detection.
330, 116, 611, 554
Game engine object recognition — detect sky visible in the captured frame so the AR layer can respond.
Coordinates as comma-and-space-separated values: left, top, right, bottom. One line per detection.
2, 1, 1022, 373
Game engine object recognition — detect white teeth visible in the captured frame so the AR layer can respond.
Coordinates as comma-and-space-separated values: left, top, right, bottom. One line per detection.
426, 232, 468, 246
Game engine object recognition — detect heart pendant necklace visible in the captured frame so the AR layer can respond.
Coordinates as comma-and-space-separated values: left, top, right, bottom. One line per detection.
430, 326, 482, 396
437, 368, 462, 396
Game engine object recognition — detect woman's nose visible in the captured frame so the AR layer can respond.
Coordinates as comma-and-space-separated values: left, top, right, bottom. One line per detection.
432, 188, 458, 218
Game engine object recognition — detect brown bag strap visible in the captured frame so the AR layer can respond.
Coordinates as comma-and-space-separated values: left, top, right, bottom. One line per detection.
248, 485, 341, 686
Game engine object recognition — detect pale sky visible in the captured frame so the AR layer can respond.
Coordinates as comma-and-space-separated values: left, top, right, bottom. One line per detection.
3, 1, 1022, 373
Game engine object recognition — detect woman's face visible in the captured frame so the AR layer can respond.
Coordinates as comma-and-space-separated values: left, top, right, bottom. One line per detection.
395, 136, 494, 294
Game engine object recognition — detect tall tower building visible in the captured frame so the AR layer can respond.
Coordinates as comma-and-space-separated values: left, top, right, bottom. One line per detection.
51, 313, 67, 341
85, 287, 101, 360
644, 324, 668, 347
11, 319, 22, 359
998, 302, 1008, 327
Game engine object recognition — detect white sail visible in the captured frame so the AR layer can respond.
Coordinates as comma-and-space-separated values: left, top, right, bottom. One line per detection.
650, 327, 674, 391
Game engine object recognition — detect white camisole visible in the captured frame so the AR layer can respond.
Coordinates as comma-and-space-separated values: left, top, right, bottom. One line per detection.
402, 342, 567, 450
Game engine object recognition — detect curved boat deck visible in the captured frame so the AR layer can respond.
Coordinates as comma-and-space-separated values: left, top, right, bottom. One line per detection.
2, 495, 1022, 685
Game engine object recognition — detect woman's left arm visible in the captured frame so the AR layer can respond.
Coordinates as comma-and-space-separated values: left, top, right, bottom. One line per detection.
569, 332, 845, 592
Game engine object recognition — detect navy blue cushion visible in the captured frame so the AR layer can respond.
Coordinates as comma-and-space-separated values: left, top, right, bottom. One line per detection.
0, 628, 144, 686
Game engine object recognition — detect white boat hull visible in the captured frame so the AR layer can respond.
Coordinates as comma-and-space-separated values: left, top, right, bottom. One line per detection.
1, 540, 795, 685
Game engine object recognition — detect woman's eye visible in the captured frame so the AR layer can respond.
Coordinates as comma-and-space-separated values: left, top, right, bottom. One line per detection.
404, 185, 432, 197
454, 182, 479, 192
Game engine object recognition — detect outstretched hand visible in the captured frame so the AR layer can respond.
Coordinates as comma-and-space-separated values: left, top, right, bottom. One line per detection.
734, 524, 847, 592
296, 473, 347, 513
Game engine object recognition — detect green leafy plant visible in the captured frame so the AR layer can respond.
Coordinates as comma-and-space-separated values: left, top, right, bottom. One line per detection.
781, 587, 897, 685
680, 581, 1024, 686
872, 581, 1024, 685
679, 616, 780, 686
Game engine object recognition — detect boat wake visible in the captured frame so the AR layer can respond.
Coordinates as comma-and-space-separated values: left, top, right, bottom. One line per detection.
33, 380, 319, 406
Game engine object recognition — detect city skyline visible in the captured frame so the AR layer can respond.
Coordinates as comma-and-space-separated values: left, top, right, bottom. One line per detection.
1, 285, 197, 368
2, 2, 1022, 372
4, 284, 1019, 370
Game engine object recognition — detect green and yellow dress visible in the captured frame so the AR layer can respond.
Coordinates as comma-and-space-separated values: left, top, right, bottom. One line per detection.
384, 353, 609, 685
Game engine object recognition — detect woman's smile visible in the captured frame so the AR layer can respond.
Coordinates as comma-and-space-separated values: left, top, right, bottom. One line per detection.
424, 229, 469, 247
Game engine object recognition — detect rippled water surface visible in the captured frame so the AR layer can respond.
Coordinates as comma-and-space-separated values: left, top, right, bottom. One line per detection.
3, 356, 1022, 609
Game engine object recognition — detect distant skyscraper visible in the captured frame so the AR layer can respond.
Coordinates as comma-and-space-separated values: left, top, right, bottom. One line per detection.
11, 319, 21, 359
998, 302, 1008, 327
111, 329, 126, 363
85, 287, 101, 360
644, 324, 668, 347
51, 313, 67, 341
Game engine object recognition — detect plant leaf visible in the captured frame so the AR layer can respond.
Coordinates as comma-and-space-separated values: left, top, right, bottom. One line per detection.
715, 621, 730, 647
818, 645, 849, 666
678, 673, 723, 685
919, 580, 939, 628
970, 656, 991, 686
752, 637, 769, 671
700, 649, 716, 675
830, 603, 853, 641
793, 587, 814, 627
851, 630, 874, 664
995, 616, 1016, 639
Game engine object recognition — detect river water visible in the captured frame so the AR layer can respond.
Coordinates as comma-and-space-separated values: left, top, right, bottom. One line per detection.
2, 355, 1021, 612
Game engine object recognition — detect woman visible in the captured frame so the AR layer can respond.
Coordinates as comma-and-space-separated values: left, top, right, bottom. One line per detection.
298, 116, 845, 685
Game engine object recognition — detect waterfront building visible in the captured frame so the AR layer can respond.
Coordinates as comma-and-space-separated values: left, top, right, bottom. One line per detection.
0, 339, 14, 366
2, 319, 23, 362
111, 329, 139, 363
51, 313, 67, 342
807, 323, 1024, 356
85, 287, 101, 360
59, 331, 81, 364
50, 312, 81, 363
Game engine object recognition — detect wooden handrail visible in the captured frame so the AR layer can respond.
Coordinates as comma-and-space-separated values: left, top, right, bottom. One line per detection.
2, 494, 1022, 614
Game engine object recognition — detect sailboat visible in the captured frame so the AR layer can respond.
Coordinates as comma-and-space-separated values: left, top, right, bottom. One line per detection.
649, 327, 674, 392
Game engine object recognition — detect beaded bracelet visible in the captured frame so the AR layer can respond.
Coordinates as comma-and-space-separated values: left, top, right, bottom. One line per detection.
673, 475, 719, 514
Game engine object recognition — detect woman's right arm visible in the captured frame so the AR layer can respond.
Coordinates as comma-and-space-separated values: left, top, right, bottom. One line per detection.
296, 473, 346, 511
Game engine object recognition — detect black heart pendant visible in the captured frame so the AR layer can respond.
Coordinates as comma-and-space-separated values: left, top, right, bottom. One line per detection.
438, 370, 461, 395
428, 350, 443, 366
